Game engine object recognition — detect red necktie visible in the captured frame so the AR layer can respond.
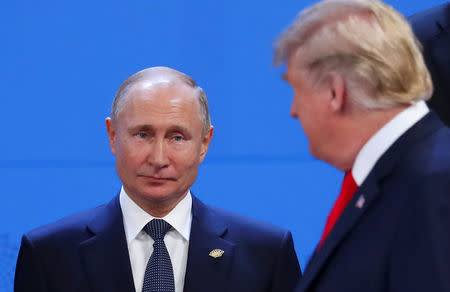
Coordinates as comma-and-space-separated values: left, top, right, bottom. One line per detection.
318, 172, 358, 248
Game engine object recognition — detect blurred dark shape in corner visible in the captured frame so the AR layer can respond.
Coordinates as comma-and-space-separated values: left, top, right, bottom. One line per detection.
410, 2, 450, 126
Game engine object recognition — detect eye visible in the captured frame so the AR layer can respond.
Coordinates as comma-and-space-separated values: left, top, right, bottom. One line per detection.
172, 135, 184, 142
136, 132, 147, 139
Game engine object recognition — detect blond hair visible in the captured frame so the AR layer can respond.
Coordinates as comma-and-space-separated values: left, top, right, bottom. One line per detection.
273, 0, 433, 109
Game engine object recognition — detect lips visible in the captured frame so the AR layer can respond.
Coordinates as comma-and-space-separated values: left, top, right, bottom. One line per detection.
139, 175, 175, 182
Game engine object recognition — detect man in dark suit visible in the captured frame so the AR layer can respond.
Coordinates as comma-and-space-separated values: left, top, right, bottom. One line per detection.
410, 2, 450, 126
273, 0, 450, 291
14, 67, 301, 292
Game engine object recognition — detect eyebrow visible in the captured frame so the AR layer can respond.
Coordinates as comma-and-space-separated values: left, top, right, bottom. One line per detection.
128, 124, 155, 133
166, 125, 192, 138
128, 124, 192, 138
281, 73, 289, 82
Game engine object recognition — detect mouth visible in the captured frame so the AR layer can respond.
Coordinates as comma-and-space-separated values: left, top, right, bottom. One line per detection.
139, 175, 175, 183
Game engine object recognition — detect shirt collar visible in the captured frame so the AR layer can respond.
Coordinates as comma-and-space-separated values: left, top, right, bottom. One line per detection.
120, 187, 192, 244
352, 101, 429, 186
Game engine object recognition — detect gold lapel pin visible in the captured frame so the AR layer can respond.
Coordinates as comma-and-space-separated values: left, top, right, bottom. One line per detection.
209, 249, 225, 258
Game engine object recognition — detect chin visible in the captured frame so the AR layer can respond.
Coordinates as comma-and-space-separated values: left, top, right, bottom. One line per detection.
308, 144, 321, 160
140, 188, 175, 201
309, 145, 332, 166
143, 184, 190, 202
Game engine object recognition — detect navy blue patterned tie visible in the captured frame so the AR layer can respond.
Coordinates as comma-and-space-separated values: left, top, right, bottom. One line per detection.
142, 219, 175, 292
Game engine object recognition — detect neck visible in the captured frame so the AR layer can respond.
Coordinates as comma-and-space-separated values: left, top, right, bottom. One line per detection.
331, 105, 407, 171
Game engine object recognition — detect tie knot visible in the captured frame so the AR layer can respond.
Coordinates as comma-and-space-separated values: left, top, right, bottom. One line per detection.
144, 219, 172, 240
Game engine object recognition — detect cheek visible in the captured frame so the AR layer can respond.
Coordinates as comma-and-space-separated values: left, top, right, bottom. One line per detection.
170, 143, 202, 170
117, 140, 148, 167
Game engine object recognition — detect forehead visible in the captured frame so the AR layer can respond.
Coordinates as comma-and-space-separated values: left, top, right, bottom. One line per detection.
118, 81, 202, 126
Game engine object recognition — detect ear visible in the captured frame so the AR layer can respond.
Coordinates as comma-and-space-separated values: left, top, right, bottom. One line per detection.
199, 126, 214, 163
329, 73, 346, 112
105, 117, 117, 155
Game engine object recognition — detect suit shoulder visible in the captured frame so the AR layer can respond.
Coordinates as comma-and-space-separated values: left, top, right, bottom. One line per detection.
403, 126, 450, 175
389, 127, 450, 210
409, 3, 449, 41
205, 204, 290, 238
24, 204, 106, 245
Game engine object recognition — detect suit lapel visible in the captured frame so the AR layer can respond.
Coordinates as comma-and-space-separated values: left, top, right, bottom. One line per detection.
79, 195, 135, 292
183, 195, 235, 292
298, 113, 445, 292
299, 174, 381, 291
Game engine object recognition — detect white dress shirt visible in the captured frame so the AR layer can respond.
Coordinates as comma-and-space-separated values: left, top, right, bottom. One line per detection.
120, 187, 192, 292
352, 101, 429, 186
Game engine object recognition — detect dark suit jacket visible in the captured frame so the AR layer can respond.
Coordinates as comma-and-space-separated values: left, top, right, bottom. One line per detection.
410, 3, 450, 126
15, 195, 301, 292
296, 112, 450, 292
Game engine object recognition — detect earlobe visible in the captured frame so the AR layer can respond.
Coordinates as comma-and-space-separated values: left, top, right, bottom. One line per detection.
105, 118, 116, 155
199, 126, 214, 163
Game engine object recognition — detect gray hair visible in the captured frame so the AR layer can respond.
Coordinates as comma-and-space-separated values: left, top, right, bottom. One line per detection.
110, 67, 211, 135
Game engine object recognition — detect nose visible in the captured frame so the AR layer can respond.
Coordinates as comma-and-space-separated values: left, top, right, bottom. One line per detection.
148, 140, 169, 169
290, 100, 298, 118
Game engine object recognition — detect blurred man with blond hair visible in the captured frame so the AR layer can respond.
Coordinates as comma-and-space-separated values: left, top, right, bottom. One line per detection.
274, 0, 450, 291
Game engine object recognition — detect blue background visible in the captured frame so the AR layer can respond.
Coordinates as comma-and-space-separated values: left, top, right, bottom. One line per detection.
1, 0, 446, 290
